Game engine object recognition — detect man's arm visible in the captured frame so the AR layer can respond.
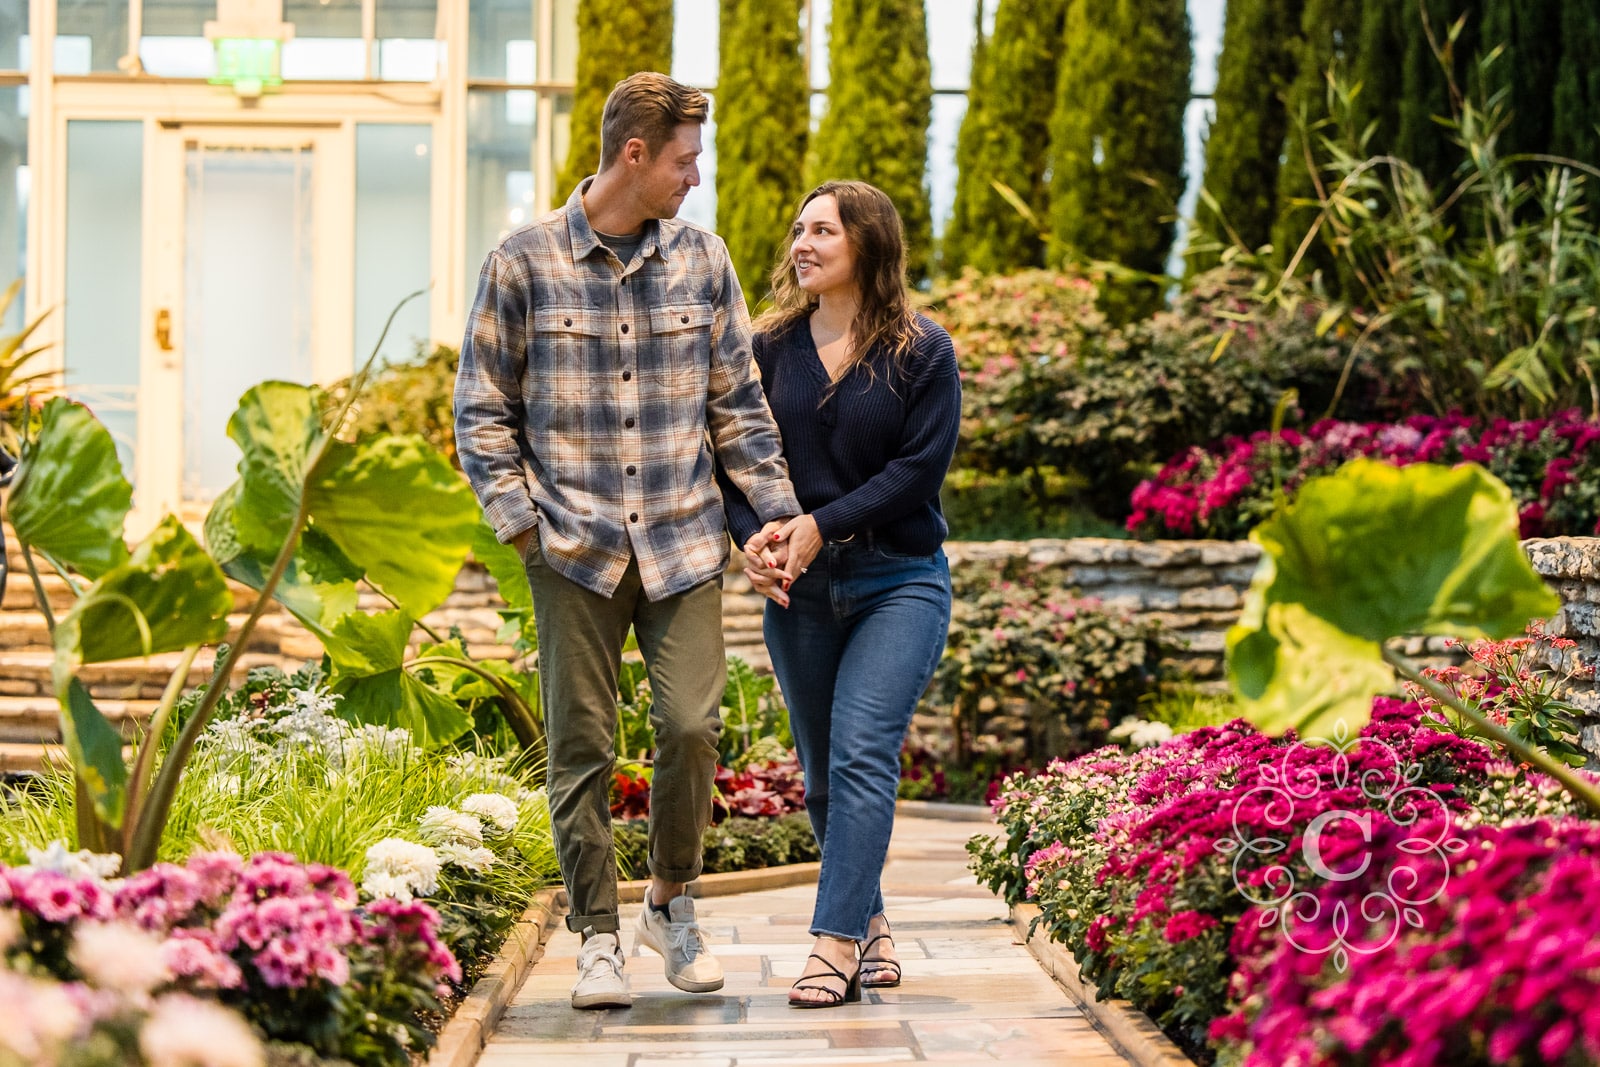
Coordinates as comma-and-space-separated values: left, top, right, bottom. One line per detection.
703, 241, 801, 525
454, 249, 540, 547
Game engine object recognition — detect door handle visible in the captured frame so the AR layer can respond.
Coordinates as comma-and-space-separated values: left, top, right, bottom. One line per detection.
154, 308, 173, 351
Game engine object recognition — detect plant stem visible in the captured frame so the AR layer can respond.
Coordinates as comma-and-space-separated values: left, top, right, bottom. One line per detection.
1383, 646, 1600, 816
406, 653, 545, 757
122, 643, 201, 857
367, 580, 447, 644
21, 543, 55, 640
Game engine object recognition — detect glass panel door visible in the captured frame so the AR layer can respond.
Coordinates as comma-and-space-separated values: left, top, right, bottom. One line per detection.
145, 124, 353, 517
183, 142, 315, 501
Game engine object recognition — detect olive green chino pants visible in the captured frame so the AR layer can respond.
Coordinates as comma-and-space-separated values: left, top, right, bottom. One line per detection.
523, 532, 725, 935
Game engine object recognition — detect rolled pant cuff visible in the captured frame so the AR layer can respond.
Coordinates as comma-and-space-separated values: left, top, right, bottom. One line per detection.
565, 912, 621, 935
648, 859, 703, 884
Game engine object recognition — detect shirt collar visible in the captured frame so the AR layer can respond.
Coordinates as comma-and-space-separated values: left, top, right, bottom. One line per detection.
565, 177, 669, 265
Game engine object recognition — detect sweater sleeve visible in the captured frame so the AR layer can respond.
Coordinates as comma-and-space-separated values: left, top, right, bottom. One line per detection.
810, 325, 962, 541
717, 332, 774, 548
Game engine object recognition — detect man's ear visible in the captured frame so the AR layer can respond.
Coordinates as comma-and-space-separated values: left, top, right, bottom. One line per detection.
622, 137, 649, 167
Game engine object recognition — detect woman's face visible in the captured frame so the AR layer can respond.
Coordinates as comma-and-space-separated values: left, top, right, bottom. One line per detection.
791, 194, 857, 299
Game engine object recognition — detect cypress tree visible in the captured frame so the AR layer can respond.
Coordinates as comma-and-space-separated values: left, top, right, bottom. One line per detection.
807, 0, 935, 281
944, 0, 1067, 275
1395, 0, 1480, 190
1477, 0, 1559, 159
1269, 0, 1362, 279
554, 0, 675, 203
714, 0, 809, 306
1352, 0, 1405, 154
1189, 0, 1305, 270
1047, 0, 1190, 319
1552, 0, 1600, 169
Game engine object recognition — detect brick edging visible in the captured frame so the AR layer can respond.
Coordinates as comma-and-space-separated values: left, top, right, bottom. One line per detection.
426, 862, 824, 1067
1010, 904, 1194, 1067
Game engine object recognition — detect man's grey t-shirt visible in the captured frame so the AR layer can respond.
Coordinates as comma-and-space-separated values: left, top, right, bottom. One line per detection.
595, 229, 646, 266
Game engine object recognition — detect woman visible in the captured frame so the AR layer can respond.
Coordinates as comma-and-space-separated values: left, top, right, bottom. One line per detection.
722, 180, 961, 1007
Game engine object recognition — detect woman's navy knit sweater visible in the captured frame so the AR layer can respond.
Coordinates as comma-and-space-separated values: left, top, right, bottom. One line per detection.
722, 312, 962, 553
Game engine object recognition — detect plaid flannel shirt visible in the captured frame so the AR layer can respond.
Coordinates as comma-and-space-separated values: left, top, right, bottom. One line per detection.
454, 179, 800, 601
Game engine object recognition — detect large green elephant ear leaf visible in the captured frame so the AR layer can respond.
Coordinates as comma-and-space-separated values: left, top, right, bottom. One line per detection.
324, 610, 473, 748
6, 397, 131, 578
471, 519, 532, 611
55, 516, 233, 667
206, 484, 360, 639
308, 436, 482, 618
228, 381, 327, 553
1227, 459, 1560, 740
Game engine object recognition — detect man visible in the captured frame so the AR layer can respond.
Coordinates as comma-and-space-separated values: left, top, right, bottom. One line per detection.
454, 72, 800, 1010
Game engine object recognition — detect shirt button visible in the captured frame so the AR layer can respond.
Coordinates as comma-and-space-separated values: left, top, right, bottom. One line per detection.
622, 370, 632, 381
563, 317, 572, 327
629, 512, 639, 523
626, 465, 636, 475
680, 314, 689, 324
620, 323, 629, 334
625, 417, 635, 428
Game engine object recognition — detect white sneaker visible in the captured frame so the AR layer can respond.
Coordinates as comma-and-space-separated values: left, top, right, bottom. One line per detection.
634, 894, 725, 993
571, 928, 630, 1009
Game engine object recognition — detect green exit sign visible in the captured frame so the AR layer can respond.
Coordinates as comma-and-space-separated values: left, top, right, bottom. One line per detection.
210, 38, 282, 96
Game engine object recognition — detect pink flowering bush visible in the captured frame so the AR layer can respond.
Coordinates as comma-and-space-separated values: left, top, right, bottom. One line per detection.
2, 850, 461, 1067
1128, 411, 1600, 540
1212, 818, 1600, 1067
971, 695, 1600, 1061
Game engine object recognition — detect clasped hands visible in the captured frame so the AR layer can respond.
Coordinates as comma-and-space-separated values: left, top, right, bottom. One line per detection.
742, 514, 822, 609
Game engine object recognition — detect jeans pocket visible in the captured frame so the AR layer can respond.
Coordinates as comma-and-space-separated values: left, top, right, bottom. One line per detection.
519, 527, 546, 568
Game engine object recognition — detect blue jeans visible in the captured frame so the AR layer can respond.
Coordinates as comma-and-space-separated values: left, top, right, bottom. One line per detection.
764, 541, 952, 941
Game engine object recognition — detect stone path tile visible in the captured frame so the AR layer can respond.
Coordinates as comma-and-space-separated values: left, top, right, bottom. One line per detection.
480, 815, 1134, 1065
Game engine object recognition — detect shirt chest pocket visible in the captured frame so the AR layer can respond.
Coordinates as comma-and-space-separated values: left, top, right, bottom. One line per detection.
646, 302, 715, 387
528, 306, 603, 394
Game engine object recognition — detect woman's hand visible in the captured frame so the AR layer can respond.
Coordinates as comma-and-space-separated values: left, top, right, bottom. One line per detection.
744, 564, 790, 608
743, 520, 787, 574
773, 514, 822, 580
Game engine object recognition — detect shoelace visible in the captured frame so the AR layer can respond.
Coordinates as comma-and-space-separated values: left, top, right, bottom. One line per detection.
665, 920, 706, 961
578, 939, 623, 976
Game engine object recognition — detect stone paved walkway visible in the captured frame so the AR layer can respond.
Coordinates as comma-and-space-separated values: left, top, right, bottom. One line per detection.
479, 815, 1134, 1066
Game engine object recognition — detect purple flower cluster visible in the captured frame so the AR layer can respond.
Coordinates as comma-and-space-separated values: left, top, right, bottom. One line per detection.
1215, 818, 1600, 1066
1128, 410, 1600, 539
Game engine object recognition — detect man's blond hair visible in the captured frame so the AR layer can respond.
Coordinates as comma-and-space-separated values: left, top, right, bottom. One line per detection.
599, 72, 709, 170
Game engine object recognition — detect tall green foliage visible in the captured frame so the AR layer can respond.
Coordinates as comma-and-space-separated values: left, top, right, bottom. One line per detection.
1269, 0, 1362, 281
1396, 0, 1481, 190
1352, 0, 1405, 152
714, 0, 808, 307
807, 0, 934, 281
1552, 0, 1600, 168
944, 0, 1067, 275
1047, 0, 1190, 319
1189, 0, 1305, 270
1478, 0, 1560, 160
554, 0, 675, 203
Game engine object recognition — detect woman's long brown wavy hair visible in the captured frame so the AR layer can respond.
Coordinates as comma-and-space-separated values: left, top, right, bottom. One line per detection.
756, 180, 922, 388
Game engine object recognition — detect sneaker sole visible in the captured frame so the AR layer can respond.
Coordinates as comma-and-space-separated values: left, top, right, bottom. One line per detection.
571, 989, 631, 1010
635, 919, 725, 993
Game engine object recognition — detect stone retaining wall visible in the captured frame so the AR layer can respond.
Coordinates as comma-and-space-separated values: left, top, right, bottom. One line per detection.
1525, 538, 1600, 760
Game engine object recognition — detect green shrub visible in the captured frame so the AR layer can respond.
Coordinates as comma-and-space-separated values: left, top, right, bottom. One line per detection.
613, 811, 819, 877
927, 557, 1169, 764
940, 467, 1124, 542
325, 342, 461, 468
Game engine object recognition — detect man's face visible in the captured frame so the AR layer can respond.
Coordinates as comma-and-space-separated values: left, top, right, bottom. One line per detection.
636, 123, 702, 219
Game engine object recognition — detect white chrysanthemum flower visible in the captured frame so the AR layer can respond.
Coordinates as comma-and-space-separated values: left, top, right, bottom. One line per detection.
71, 921, 172, 995
459, 793, 520, 834
0, 970, 83, 1062
1107, 716, 1174, 750
418, 806, 484, 846
23, 839, 121, 880
361, 838, 440, 901
140, 993, 264, 1067
436, 841, 497, 873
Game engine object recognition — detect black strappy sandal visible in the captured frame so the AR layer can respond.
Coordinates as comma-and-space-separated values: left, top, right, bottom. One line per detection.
788, 952, 862, 1008
860, 921, 902, 988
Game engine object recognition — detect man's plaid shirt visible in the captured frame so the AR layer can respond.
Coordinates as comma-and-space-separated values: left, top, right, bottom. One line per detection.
454, 180, 800, 601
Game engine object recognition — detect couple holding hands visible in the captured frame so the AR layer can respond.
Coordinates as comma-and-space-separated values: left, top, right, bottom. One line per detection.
454, 72, 960, 1011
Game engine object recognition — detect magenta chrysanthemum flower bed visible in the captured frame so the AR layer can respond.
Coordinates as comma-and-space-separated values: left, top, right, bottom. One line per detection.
1127, 411, 1600, 540
3, 850, 461, 1059
969, 698, 1600, 1064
